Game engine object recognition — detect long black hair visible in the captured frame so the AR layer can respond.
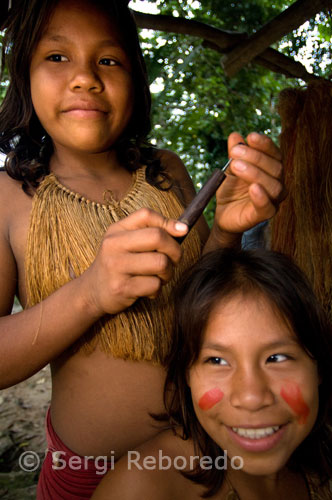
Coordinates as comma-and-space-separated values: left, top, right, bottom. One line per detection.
165, 248, 332, 497
0, 0, 167, 194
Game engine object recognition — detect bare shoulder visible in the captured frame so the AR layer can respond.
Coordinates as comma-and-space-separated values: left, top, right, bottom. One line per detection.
0, 171, 27, 239
156, 148, 186, 171
0, 170, 32, 247
0, 170, 27, 192
92, 430, 203, 500
0, 170, 30, 215
156, 149, 194, 198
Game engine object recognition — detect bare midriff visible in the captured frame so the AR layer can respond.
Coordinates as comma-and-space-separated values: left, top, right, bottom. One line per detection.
50, 347, 166, 460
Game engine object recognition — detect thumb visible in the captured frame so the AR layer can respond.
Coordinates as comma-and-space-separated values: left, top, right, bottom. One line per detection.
106, 207, 189, 237
160, 216, 189, 238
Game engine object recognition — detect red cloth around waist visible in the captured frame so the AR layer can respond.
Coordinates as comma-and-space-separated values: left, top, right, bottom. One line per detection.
37, 409, 113, 499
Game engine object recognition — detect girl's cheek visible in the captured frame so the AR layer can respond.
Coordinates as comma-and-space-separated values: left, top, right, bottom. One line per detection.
280, 381, 310, 425
198, 387, 224, 411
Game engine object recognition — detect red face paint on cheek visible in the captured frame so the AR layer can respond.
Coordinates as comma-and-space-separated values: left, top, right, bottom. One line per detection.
280, 382, 310, 425
198, 388, 224, 411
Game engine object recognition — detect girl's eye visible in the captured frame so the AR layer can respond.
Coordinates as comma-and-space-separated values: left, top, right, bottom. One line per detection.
47, 54, 68, 62
206, 357, 228, 366
267, 353, 290, 363
99, 58, 118, 66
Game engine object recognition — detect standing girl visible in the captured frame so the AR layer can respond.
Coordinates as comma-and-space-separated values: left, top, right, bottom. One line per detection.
0, 0, 283, 498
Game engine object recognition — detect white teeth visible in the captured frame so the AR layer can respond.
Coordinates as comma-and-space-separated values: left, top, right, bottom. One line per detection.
231, 426, 280, 439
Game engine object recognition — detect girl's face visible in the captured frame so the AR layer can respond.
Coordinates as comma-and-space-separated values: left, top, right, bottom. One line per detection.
29, 0, 134, 156
188, 293, 319, 477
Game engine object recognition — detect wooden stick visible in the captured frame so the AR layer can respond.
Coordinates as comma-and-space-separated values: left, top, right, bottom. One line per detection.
176, 158, 232, 243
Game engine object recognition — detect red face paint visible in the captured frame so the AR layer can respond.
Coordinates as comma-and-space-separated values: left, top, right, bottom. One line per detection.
280, 382, 310, 425
198, 388, 224, 411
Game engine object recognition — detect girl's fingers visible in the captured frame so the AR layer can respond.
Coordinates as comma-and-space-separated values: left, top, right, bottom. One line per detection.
246, 132, 282, 161
85, 209, 190, 316
106, 251, 174, 283
102, 208, 190, 266
228, 132, 281, 163
248, 183, 278, 218
230, 145, 282, 180
230, 159, 284, 202
103, 226, 183, 266
227, 131, 285, 205
124, 275, 163, 300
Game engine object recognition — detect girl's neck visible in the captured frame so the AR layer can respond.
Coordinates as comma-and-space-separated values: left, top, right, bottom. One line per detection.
49, 146, 135, 204
223, 466, 309, 500
50, 146, 125, 181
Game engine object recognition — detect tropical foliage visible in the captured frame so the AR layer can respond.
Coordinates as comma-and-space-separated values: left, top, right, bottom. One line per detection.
131, 0, 331, 222
1, 2, 331, 221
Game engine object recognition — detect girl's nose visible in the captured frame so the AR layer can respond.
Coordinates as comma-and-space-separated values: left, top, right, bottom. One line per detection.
69, 63, 104, 93
229, 368, 275, 412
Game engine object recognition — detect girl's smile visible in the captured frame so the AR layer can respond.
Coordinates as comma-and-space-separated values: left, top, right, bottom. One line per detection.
188, 292, 319, 477
225, 423, 288, 453
29, 0, 134, 158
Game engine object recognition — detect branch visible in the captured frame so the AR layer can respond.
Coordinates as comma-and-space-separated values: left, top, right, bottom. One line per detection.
223, 0, 331, 77
133, 11, 247, 49
257, 48, 321, 82
204, 41, 321, 82
133, 10, 319, 82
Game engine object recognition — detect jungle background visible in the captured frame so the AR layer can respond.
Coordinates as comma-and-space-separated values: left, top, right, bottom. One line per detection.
0, 0, 331, 497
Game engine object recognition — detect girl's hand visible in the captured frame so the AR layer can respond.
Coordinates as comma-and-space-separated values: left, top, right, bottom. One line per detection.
80, 208, 188, 318
209, 131, 284, 247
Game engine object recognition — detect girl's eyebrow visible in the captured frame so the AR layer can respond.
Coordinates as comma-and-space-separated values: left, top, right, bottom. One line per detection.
42, 34, 68, 43
41, 33, 123, 49
201, 343, 232, 353
201, 339, 299, 352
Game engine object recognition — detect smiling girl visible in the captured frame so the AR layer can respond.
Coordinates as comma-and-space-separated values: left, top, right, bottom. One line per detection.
93, 249, 332, 499
0, 0, 283, 498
